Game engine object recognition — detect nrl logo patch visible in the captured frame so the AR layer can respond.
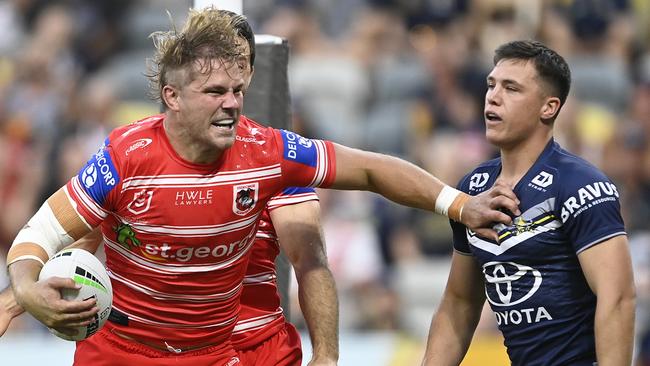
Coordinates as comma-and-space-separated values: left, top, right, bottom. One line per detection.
233, 183, 258, 216
127, 189, 153, 215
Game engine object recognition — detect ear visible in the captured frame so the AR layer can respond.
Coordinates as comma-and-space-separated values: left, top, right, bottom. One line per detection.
541, 97, 561, 120
162, 85, 180, 112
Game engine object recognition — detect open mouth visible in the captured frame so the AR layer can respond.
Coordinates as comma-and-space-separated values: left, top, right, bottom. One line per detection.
211, 119, 236, 130
485, 112, 502, 122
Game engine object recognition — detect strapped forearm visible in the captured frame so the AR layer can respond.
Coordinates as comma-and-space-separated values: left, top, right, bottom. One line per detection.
7, 188, 91, 266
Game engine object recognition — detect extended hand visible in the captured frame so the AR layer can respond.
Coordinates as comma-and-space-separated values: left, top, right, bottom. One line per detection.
15, 277, 98, 337
460, 180, 520, 241
0, 286, 25, 336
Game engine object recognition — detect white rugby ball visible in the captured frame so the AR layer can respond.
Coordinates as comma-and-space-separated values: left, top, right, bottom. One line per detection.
38, 248, 113, 341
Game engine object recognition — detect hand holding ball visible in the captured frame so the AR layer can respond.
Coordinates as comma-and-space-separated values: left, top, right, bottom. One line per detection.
38, 249, 113, 341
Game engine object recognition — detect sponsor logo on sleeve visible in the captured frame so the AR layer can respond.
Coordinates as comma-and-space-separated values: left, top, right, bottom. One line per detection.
233, 183, 258, 216
78, 146, 120, 205
125, 138, 152, 156
560, 181, 619, 221
469, 172, 489, 191
280, 130, 317, 167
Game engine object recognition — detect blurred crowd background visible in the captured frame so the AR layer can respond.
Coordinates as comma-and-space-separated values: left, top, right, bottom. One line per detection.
0, 0, 649, 364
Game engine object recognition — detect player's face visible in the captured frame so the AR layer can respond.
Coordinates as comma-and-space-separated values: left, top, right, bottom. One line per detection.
176, 58, 248, 154
484, 59, 550, 149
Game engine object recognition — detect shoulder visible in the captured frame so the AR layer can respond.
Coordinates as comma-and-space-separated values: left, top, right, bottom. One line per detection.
108, 115, 163, 151
236, 115, 276, 139
104, 114, 164, 168
548, 145, 612, 190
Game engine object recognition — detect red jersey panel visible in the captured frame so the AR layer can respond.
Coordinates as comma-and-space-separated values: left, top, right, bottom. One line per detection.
64, 114, 335, 350
231, 187, 319, 350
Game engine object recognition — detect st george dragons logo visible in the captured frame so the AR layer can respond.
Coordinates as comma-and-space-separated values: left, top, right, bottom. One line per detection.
113, 223, 140, 250
233, 183, 258, 216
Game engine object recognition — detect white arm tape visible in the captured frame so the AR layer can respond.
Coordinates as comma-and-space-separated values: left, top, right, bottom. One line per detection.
434, 185, 462, 217
11, 202, 75, 260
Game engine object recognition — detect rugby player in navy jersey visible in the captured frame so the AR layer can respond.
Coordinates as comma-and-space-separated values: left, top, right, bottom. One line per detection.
422, 40, 635, 366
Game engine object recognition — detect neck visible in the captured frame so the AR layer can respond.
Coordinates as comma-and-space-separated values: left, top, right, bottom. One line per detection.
163, 115, 223, 164
499, 133, 553, 187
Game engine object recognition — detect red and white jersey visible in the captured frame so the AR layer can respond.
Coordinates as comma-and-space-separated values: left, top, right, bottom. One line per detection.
64, 114, 336, 350
231, 187, 319, 350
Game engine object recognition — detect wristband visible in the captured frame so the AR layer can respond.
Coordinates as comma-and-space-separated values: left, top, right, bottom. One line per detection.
435, 185, 470, 222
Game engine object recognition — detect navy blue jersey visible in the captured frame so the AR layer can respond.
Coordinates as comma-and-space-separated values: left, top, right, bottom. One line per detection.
452, 140, 626, 366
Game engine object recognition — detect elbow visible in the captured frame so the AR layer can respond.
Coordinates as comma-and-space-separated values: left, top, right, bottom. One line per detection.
290, 250, 330, 278
600, 283, 636, 316
294, 261, 332, 280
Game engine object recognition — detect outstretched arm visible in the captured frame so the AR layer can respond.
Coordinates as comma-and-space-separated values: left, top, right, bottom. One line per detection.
330, 144, 519, 241
579, 235, 635, 366
271, 200, 339, 366
422, 252, 486, 366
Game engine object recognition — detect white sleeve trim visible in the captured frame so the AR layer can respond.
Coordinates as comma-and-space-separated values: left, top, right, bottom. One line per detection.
576, 232, 627, 254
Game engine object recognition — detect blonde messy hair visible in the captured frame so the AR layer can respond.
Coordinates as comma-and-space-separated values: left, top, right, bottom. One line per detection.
146, 7, 244, 103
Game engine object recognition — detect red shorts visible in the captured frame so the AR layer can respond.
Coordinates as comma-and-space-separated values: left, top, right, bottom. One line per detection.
74, 325, 240, 366
236, 322, 302, 366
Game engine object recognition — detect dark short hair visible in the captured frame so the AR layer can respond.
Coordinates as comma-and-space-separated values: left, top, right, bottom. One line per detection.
494, 40, 571, 110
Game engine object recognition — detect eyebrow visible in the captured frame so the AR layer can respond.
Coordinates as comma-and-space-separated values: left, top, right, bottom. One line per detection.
202, 82, 245, 92
486, 76, 524, 88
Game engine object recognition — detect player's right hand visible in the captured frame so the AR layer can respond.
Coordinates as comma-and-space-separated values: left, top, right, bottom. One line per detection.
14, 276, 98, 337
461, 180, 520, 241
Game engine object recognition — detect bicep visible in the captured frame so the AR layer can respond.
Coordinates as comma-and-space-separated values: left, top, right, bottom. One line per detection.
578, 235, 635, 296
269, 200, 327, 268
47, 188, 93, 240
329, 143, 373, 190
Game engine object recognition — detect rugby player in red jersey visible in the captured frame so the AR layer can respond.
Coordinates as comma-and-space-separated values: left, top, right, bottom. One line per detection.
1, 12, 337, 365
0, 187, 336, 366
5, 7, 518, 366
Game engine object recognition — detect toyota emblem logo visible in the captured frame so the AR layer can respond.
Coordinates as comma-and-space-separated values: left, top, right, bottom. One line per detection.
482, 261, 542, 307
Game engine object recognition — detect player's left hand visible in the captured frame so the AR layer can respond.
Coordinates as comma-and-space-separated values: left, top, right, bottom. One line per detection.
0, 286, 25, 337
461, 180, 520, 241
